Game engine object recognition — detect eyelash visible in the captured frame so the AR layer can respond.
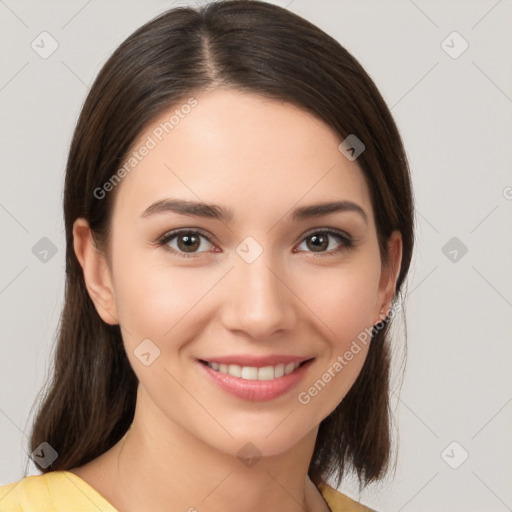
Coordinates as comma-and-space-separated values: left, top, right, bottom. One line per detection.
155, 228, 354, 259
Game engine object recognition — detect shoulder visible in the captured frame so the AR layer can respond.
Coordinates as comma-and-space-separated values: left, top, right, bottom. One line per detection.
0, 473, 53, 512
318, 482, 378, 512
0, 471, 118, 512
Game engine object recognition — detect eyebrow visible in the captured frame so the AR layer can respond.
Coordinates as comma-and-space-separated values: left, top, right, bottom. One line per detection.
140, 198, 368, 224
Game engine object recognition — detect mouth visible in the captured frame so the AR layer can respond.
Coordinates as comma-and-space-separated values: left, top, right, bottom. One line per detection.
197, 357, 315, 402
199, 359, 312, 381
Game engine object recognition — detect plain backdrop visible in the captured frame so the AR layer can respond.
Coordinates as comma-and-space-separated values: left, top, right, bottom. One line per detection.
1, 1, 511, 511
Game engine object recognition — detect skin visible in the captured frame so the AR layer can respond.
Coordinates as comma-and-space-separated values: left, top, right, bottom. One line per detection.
70, 88, 402, 512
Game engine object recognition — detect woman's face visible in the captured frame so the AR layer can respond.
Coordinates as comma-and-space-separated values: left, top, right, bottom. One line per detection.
78, 88, 401, 458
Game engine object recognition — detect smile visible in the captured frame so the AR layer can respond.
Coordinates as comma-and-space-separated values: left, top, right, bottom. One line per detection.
197, 357, 314, 401
204, 361, 302, 380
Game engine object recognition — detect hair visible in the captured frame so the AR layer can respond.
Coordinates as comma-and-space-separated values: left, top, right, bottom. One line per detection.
28, 0, 414, 492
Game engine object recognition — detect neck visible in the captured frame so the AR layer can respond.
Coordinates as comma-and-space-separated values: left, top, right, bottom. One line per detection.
88, 385, 329, 512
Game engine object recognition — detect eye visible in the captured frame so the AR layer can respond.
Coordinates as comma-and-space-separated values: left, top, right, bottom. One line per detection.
156, 229, 217, 258
295, 229, 354, 256
156, 227, 354, 258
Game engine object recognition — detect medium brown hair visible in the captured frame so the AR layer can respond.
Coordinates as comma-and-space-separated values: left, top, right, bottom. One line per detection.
29, 0, 414, 491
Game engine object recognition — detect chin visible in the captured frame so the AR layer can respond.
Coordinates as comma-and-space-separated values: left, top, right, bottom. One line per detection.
194, 420, 315, 462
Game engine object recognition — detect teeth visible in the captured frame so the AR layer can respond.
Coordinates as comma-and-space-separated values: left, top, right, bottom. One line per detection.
228, 364, 242, 377
257, 366, 275, 380
241, 366, 258, 379
284, 362, 296, 375
206, 361, 301, 380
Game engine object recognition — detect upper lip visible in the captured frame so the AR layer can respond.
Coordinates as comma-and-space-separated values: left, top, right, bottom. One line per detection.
199, 355, 314, 368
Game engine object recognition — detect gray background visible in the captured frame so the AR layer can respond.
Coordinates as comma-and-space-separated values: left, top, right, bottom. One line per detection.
1, 1, 511, 511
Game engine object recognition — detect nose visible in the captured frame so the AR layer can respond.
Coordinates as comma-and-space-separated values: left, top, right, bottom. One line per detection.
220, 253, 298, 340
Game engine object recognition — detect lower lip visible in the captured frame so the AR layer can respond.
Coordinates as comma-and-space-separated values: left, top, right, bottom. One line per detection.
197, 359, 314, 402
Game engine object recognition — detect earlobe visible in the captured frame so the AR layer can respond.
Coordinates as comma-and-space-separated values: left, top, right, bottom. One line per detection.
72, 218, 119, 325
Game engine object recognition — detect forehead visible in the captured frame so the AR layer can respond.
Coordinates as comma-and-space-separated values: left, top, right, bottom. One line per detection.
111, 88, 373, 226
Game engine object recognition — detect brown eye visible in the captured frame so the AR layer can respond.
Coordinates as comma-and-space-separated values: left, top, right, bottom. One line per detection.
296, 229, 353, 255
306, 233, 329, 252
176, 233, 201, 252
158, 230, 215, 257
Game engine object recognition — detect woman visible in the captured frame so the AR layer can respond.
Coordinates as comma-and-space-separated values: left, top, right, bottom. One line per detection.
0, 1, 414, 511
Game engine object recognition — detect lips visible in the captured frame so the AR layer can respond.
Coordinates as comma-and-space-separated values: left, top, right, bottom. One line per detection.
196, 355, 315, 401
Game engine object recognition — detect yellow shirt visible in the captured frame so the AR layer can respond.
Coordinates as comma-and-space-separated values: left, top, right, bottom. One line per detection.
0, 470, 376, 512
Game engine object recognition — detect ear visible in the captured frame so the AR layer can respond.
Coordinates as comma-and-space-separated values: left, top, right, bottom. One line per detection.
72, 218, 119, 325
373, 230, 403, 325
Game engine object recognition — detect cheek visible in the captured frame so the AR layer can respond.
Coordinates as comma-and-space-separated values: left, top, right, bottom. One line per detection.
329, 278, 378, 347
292, 257, 380, 403
295, 256, 381, 344
110, 241, 222, 351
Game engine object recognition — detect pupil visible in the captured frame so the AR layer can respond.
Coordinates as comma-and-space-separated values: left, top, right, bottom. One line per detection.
309, 234, 327, 252
178, 234, 199, 252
